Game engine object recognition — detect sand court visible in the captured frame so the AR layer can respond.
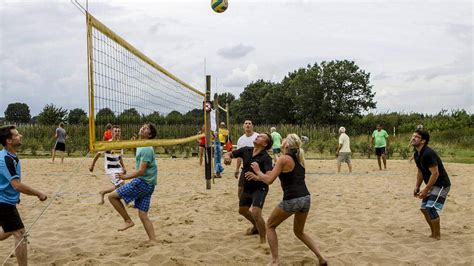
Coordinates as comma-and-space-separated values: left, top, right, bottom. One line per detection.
1, 158, 473, 265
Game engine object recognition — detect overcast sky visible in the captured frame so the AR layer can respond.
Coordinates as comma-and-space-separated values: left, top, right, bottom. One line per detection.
0, 0, 472, 117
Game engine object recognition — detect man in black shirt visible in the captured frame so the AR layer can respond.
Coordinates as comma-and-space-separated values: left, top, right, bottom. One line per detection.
224, 133, 273, 244
411, 129, 451, 240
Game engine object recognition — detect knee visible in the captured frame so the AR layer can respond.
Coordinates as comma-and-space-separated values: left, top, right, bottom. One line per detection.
425, 207, 439, 220
266, 220, 277, 230
293, 228, 304, 239
138, 211, 149, 221
108, 193, 118, 201
251, 208, 262, 218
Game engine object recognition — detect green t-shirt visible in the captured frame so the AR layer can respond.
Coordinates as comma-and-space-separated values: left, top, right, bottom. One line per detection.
136, 147, 157, 185
271, 132, 282, 149
372, 129, 388, 148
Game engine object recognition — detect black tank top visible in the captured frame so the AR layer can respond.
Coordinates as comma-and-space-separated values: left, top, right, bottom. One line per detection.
278, 153, 310, 200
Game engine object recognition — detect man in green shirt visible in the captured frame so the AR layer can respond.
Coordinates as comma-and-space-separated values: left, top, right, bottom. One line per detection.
371, 124, 389, 170
270, 127, 282, 163
109, 123, 158, 242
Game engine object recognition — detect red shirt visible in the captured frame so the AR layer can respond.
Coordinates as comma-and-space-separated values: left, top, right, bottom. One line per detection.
103, 130, 112, 141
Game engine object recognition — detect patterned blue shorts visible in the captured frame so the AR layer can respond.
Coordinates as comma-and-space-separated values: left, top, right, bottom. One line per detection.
117, 178, 155, 212
421, 186, 450, 211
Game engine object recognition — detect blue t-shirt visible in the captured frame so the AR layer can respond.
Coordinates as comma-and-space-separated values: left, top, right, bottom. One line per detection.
136, 147, 157, 185
0, 149, 21, 205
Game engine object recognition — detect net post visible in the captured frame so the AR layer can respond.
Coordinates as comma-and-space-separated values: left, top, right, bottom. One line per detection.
86, 12, 96, 152
205, 75, 212, 189
225, 103, 230, 130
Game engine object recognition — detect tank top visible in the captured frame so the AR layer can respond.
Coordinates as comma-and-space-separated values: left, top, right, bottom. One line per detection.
278, 153, 310, 200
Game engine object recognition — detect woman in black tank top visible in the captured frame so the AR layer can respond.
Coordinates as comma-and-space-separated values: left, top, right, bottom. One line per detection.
245, 134, 327, 266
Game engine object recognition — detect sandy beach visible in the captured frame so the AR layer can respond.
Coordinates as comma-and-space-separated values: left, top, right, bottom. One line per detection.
1, 157, 473, 265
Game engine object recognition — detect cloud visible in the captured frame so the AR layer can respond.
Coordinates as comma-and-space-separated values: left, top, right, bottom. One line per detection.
445, 23, 472, 47
217, 43, 255, 59
223, 64, 259, 88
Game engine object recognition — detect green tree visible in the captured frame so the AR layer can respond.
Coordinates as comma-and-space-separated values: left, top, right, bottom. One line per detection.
4, 102, 31, 123
166, 111, 184, 125
260, 83, 295, 124
68, 108, 88, 124
215, 92, 236, 124
95, 108, 116, 124
144, 111, 165, 125
230, 80, 275, 124
37, 104, 68, 125
118, 108, 141, 124
280, 60, 376, 125
183, 108, 204, 125
318, 60, 376, 125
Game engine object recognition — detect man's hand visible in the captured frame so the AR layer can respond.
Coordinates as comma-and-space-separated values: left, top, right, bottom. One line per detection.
245, 172, 258, 181
234, 170, 239, 179
37, 192, 47, 201
417, 188, 429, 199
118, 173, 128, 180
413, 187, 420, 197
250, 162, 261, 173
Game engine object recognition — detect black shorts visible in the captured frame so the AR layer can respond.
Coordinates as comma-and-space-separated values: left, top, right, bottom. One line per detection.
239, 187, 268, 208
0, 203, 24, 233
375, 147, 386, 156
238, 170, 245, 187
55, 142, 66, 151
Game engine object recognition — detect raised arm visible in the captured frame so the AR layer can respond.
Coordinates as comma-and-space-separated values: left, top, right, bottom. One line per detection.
246, 157, 288, 185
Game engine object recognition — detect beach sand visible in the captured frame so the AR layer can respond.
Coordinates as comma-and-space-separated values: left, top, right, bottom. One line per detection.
1, 157, 473, 265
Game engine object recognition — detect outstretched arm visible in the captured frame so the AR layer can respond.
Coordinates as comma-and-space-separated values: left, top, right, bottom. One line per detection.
11, 179, 47, 201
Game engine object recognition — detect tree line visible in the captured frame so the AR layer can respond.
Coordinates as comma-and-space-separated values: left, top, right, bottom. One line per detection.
3, 59, 472, 136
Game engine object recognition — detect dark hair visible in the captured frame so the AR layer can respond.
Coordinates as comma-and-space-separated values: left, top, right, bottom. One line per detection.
105, 123, 113, 129
59, 122, 64, 127
146, 123, 157, 139
0, 125, 16, 147
263, 133, 273, 150
415, 129, 430, 146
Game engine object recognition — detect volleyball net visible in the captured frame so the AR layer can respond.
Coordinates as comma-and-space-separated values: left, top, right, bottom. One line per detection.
86, 13, 205, 152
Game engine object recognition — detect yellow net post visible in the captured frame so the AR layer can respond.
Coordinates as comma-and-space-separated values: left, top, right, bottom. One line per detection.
86, 12, 205, 152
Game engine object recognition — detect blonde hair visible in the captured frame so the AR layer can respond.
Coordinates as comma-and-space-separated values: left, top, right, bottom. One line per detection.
285, 133, 305, 167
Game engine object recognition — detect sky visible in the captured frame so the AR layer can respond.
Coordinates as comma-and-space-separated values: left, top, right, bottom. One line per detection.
0, 0, 472, 117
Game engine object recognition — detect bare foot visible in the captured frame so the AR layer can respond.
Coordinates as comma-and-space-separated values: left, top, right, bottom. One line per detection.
139, 239, 158, 247
319, 259, 328, 266
118, 220, 134, 231
89, 167, 94, 172
245, 227, 258, 235
430, 235, 440, 240
268, 259, 279, 266
98, 192, 105, 205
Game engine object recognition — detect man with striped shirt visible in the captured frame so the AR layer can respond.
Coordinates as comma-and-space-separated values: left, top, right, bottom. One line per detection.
99, 126, 127, 204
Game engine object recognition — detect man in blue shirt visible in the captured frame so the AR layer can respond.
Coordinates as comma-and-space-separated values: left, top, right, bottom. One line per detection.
0, 125, 47, 265
109, 123, 158, 242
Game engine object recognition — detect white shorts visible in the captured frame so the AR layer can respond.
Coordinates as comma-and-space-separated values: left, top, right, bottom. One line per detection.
107, 173, 124, 187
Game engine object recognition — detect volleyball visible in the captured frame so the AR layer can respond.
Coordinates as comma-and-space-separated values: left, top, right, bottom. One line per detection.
211, 0, 228, 13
